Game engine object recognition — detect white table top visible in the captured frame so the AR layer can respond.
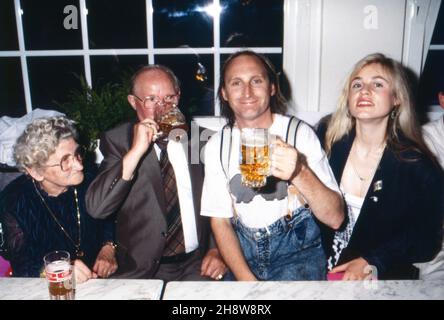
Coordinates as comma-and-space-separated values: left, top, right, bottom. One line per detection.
0, 278, 164, 300
163, 280, 444, 300
3, 278, 443, 300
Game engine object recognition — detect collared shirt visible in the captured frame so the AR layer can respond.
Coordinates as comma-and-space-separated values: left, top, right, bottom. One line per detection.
154, 141, 199, 253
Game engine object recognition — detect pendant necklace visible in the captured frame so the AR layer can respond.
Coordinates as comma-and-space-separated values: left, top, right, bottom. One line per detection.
349, 141, 386, 196
33, 180, 84, 259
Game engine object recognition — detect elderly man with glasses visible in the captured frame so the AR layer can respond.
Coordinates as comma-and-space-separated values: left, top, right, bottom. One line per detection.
86, 65, 227, 281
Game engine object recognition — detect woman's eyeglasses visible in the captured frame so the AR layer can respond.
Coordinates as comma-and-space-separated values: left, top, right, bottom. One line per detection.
42, 146, 86, 172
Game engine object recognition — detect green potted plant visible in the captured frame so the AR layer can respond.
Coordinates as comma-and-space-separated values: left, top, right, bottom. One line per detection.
59, 76, 135, 157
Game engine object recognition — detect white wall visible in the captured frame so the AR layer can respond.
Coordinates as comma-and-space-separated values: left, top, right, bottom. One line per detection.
319, 0, 406, 113
284, 0, 441, 114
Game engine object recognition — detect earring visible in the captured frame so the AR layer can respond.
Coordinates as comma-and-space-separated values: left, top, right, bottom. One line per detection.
390, 108, 397, 120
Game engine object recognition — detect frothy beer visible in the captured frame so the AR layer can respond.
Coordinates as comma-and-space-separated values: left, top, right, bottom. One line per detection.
240, 144, 270, 188
159, 120, 187, 137
239, 128, 270, 188
45, 260, 74, 300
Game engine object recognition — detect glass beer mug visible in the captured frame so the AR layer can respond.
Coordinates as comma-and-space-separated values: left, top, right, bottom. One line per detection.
155, 105, 187, 141
239, 128, 272, 188
43, 250, 75, 300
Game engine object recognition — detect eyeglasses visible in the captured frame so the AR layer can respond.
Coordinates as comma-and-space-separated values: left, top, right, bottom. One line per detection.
42, 146, 85, 172
132, 94, 179, 108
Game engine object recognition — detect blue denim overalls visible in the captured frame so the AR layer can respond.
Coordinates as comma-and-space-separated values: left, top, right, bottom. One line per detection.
225, 206, 327, 281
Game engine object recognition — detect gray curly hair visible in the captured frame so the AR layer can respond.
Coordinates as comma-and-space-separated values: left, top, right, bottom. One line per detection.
14, 116, 78, 173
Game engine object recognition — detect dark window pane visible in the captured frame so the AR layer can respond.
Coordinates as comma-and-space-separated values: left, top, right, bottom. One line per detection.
220, 0, 283, 47
21, 0, 82, 50
419, 51, 444, 106
0, 0, 18, 50
90, 55, 148, 88
87, 0, 146, 49
155, 54, 214, 117
27, 56, 84, 110
221, 53, 283, 73
266, 54, 283, 73
153, 0, 213, 48
0, 58, 26, 117
431, 2, 444, 44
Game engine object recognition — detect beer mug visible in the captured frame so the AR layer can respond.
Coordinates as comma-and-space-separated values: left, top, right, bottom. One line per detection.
155, 106, 187, 141
43, 250, 75, 300
239, 128, 272, 188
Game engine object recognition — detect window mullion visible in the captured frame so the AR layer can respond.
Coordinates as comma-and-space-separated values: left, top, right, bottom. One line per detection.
146, 0, 154, 64
212, 0, 220, 116
79, 0, 92, 88
14, 0, 32, 113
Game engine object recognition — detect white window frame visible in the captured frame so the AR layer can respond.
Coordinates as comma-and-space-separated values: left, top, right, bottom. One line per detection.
403, 0, 442, 116
283, 0, 323, 114
402, 0, 441, 76
0, 0, 283, 116
3, 0, 441, 121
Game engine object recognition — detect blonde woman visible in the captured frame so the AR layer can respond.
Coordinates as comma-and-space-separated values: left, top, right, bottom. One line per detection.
317, 53, 444, 280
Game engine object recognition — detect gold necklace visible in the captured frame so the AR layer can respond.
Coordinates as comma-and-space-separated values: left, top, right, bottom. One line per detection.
33, 180, 84, 259
349, 158, 369, 182
349, 141, 385, 195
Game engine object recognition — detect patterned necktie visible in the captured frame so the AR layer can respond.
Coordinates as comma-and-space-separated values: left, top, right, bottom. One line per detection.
156, 140, 185, 256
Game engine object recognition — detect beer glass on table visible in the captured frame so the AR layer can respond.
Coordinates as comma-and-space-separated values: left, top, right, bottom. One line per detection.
155, 105, 187, 141
43, 250, 75, 300
239, 128, 272, 188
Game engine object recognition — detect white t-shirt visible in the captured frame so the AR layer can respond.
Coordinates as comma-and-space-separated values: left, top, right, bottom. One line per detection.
423, 116, 444, 169
201, 114, 340, 228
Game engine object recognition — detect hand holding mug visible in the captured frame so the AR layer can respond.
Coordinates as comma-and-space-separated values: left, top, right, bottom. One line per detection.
131, 118, 159, 156
270, 137, 302, 181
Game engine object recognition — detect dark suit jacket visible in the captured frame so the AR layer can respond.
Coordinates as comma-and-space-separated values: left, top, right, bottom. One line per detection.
86, 122, 213, 279
317, 125, 444, 279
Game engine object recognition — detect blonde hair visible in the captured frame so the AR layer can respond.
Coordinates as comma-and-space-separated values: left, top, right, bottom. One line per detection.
14, 116, 78, 172
325, 53, 429, 160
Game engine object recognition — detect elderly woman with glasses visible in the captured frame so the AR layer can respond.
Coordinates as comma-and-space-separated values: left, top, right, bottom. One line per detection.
0, 116, 117, 283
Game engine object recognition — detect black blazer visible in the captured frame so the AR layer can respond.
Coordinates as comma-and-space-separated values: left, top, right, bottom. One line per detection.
318, 126, 444, 279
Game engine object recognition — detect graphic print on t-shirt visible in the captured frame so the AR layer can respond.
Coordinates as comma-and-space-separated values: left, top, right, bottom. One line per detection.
229, 174, 288, 203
